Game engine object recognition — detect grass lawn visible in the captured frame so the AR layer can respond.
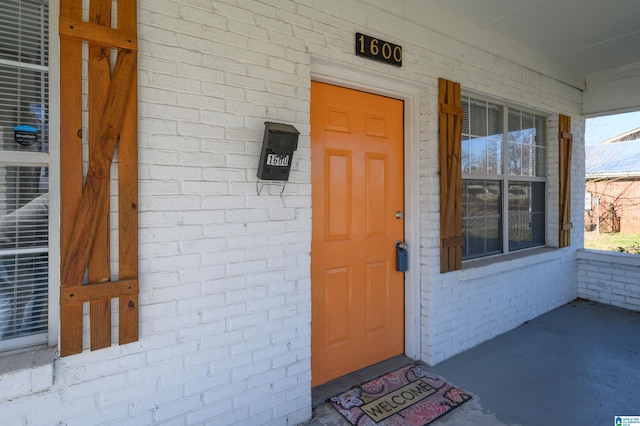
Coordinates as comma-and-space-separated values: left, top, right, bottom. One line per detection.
584, 231, 640, 253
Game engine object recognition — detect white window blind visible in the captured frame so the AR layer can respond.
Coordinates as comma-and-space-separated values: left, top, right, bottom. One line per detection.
0, 0, 49, 351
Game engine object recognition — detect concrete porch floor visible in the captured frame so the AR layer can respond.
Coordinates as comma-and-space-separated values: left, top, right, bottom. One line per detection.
305, 299, 640, 425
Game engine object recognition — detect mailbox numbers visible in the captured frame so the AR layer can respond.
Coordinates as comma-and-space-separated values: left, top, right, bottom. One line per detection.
266, 154, 289, 167
356, 33, 402, 67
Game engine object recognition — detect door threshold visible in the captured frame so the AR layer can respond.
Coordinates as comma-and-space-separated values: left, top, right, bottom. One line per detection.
311, 354, 415, 407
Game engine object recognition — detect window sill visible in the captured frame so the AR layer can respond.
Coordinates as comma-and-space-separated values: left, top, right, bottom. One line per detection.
0, 346, 56, 401
461, 247, 561, 278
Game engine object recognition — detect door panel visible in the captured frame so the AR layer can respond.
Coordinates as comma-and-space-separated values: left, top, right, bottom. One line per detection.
366, 154, 387, 236
365, 261, 388, 333
311, 82, 405, 386
326, 150, 351, 240
325, 267, 351, 345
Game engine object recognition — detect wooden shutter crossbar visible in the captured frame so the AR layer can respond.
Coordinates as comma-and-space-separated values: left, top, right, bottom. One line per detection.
59, 16, 137, 50
439, 104, 463, 117
558, 114, 573, 248
560, 132, 573, 141
60, 0, 139, 357
442, 236, 464, 247
438, 78, 464, 273
61, 279, 139, 305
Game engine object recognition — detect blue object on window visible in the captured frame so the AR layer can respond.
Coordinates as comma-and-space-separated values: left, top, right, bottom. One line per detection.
14, 125, 39, 146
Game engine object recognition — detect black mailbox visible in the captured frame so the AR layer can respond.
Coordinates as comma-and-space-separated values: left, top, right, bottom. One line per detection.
257, 122, 299, 181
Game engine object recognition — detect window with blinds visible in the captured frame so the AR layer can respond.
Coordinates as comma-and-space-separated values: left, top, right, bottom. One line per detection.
461, 95, 546, 260
0, 0, 49, 351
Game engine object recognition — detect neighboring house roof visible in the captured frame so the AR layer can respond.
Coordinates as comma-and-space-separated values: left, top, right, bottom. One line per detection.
601, 127, 640, 144
586, 129, 640, 178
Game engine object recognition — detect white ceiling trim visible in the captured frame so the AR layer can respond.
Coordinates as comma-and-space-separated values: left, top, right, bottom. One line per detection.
584, 61, 640, 117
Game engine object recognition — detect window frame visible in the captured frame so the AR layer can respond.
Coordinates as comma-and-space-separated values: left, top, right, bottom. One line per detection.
460, 92, 549, 261
0, 0, 52, 353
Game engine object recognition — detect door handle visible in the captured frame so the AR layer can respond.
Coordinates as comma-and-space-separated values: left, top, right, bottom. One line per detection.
396, 241, 408, 272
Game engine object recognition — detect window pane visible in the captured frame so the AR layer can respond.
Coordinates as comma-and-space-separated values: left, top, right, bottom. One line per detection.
508, 142, 522, 175
507, 108, 519, 133
468, 137, 486, 175
0, 0, 49, 66
467, 136, 504, 175
0, 252, 48, 340
462, 97, 503, 177
0, 166, 48, 250
462, 136, 470, 174
487, 136, 502, 175
462, 180, 502, 259
0, 166, 48, 343
462, 97, 469, 135
487, 102, 502, 139
508, 109, 546, 177
468, 98, 487, 136
0, 0, 49, 154
508, 181, 545, 251
0, 66, 49, 153
534, 116, 546, 177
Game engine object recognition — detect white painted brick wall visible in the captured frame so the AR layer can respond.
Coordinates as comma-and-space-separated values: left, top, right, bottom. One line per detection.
578, 249, 640, 311
424, 250, 579, 364
1, 0, 586, 424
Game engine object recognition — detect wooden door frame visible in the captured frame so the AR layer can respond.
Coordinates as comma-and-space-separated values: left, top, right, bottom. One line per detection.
311, 58, 422, 362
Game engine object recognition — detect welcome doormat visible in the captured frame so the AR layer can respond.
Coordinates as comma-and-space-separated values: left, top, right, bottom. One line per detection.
329, 364, 471, 425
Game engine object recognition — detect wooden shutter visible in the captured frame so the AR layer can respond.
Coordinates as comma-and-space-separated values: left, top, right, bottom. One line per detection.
438, 78, 464, 272
59, 0, 139, 356
558, 114, 573, 248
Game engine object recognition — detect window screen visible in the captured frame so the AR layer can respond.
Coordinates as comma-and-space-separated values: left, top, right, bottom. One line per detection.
0, 0, 49, 350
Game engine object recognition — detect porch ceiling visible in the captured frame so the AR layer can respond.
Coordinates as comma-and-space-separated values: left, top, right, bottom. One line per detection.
431, 0, 640, 76
425, 0, 640, 116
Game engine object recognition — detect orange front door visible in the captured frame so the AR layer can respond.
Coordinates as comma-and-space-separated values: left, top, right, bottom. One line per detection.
311, 82, 405, 387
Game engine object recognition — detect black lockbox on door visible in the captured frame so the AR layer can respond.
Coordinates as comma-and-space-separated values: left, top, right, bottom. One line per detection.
396, 242, 408, 272
257, 122, 299, 181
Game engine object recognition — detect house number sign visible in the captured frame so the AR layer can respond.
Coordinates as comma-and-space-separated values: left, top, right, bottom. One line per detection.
266, 153, 290, 167
356, 33, 402, 67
